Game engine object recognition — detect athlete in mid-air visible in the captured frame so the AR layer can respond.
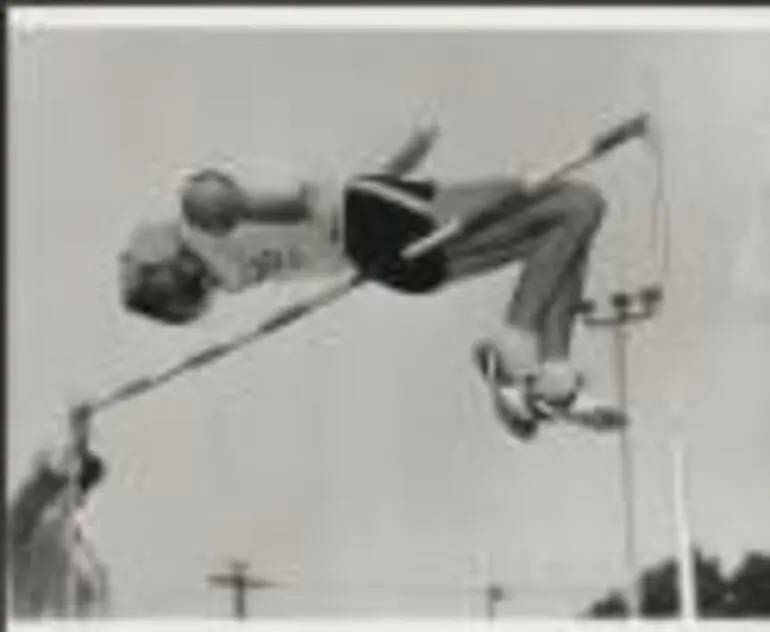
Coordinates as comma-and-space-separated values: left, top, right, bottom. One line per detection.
119, 123, 624, 440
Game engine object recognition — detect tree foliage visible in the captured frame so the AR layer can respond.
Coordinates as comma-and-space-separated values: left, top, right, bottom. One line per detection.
583, 548, 770, 618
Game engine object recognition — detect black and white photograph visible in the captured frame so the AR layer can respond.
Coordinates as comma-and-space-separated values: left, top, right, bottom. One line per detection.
7, 7, 770, 623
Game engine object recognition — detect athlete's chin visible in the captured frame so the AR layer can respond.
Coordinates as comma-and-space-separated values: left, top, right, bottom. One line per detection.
124, 294, 211, 327
150, 307, 207, 326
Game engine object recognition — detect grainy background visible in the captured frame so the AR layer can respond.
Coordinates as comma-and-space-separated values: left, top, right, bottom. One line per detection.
8, 25, 770, 617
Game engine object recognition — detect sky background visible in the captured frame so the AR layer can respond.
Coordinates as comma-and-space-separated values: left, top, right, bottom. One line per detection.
8, 25, 770, 618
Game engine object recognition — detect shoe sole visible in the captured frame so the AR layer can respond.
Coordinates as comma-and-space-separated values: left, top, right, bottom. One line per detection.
472, 342, 628, 436
472, 342, 540, 441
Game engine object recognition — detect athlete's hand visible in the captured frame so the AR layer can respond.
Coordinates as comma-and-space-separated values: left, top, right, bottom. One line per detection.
379, 119, 442, 177
409, 122, 441, 154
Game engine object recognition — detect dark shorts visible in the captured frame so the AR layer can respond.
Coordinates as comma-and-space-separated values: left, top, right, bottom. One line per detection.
343, 174, 532, 293
343, 175, 448, 293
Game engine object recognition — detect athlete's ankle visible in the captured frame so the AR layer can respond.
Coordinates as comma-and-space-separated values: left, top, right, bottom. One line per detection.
490, 325, 539, 378
534, 358, 581, 405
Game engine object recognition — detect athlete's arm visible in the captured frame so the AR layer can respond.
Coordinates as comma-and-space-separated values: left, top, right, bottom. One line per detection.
236, 185, 312, 225
182, 168, 312, 229
378, 123, 441, 177
239, 124, 442, 223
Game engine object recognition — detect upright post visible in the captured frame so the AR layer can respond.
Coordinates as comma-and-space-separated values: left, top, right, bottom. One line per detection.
672, 435, 698, 621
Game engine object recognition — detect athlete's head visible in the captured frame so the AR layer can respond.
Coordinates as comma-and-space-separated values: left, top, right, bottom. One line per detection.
120, 222, 213, 325
181, 168, 246, 236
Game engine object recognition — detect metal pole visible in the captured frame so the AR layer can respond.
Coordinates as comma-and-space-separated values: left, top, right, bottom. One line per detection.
482, 553, 496, 628
613, 321, 641, 619
672, 436, 697, 621
234, 574, 247, 620
579, 284, 663, 621
484, 585, 495, 624
228, 562, 248, 620
484, 583, 504, 626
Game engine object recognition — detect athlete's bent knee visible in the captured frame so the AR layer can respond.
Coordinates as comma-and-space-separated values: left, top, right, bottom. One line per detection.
557, 179, 607, 229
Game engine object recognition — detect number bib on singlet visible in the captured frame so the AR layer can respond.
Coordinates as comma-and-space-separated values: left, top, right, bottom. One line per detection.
178, 175, 442, 294
179, 183, 349, 293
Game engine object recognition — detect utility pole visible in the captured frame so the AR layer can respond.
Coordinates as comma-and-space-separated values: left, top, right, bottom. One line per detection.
483, 582, 505, 626
207, 560, 274, 620
578, 284, 664, 620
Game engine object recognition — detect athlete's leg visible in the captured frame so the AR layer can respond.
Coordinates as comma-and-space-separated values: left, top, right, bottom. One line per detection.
440, 178, 605, 363
437, 179, 604, 296
432, 179, 607, 434
535, 243, 590, 404
540, 250, 586, 359
500, 181, 605, 333
344, 174, 605, 380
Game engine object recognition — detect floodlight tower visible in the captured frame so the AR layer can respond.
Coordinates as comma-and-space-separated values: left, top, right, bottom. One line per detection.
577, 284, 664, 619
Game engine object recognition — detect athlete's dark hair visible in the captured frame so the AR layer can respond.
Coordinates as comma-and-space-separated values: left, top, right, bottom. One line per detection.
124, 246, 212, 326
